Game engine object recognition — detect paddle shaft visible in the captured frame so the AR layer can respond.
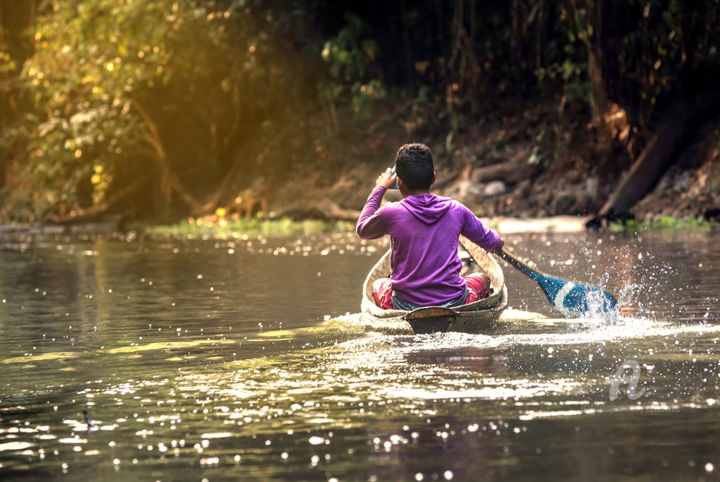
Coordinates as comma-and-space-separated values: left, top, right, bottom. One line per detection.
496, 247, 545, 282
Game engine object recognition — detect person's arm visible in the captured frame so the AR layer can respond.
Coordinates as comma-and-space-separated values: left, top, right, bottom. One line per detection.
461, 207, 503, 252
356, 168, 396, 239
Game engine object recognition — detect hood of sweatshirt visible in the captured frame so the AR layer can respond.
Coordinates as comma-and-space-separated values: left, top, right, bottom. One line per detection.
400, 194, 453, 225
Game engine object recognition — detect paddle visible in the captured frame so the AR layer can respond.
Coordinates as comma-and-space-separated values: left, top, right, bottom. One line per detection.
497, 247, 617, 316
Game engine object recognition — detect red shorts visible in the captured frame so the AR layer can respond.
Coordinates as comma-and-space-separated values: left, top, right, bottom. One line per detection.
372, 274, 490, 310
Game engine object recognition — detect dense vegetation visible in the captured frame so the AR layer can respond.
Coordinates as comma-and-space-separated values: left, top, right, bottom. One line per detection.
2, 0, 719, 224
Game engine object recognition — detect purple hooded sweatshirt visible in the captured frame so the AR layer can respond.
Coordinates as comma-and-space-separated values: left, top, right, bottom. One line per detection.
356, 186, 502, 306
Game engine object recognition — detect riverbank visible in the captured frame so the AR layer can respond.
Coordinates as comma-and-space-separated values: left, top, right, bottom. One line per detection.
256, 98, 720, 227
1, 213, 715, 243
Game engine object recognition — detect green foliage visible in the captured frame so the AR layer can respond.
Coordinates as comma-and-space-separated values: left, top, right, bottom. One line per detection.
2, 0, 320, 222
350, 79, 386, 119
321, 15, 375, 82
611, 216, 718, 232
0, 50, 17, 74
320, 15, 385, 120
17, 0, 185, 218
3, 0, 720, 224
146, 217, 352, 239
529, 3, 594, 110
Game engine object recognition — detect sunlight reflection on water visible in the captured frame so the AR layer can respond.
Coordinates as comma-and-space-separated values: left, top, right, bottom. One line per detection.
1, 231, 719, 480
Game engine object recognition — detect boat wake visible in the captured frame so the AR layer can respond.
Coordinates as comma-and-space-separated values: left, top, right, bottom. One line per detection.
325, 308, 720, 351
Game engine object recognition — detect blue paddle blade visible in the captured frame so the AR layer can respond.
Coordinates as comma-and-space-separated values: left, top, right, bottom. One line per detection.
498, 247, 618, 317
537, 276, 617, 315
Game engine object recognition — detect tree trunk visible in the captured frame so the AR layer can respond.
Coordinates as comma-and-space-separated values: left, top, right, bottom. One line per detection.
0, 1, 5, 47
0, 0, 34, 197
133, 102, 203, 217
192, 105, 320, 217
472, 154, 543, 184
570, 0, 608, 125
596, 103, 688, 221
593, 94, 720, 224
274, 198, 360, 222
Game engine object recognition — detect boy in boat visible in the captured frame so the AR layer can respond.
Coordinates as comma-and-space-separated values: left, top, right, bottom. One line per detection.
356, 143, 504, 311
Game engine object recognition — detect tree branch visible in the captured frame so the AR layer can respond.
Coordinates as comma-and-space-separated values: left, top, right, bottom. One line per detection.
133, 101, 202, 211
47, 177, 144, 224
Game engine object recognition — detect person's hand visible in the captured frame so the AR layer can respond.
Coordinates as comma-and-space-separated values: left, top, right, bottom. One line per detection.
376, 167, 396, 189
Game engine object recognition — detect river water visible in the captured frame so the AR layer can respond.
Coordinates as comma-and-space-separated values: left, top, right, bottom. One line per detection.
1, 229, 719, 481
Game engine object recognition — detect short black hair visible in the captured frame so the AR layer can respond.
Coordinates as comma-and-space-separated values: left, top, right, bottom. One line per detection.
394, 143, 434, 190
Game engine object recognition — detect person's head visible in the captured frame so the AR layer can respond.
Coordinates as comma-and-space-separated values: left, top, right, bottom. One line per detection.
394, 143, 435, 191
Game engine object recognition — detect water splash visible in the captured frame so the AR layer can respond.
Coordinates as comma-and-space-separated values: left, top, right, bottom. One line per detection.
579, 289, 620, 329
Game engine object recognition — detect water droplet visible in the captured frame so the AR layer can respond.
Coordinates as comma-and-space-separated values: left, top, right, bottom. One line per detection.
308, 436, 324, 445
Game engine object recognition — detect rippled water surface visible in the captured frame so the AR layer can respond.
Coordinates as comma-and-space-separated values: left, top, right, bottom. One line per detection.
1, 230, 719, 480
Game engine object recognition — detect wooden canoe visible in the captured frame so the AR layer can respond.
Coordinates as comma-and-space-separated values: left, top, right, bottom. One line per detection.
360, 236, 508, 333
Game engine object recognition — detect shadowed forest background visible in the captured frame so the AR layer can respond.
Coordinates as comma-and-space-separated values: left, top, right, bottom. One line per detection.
2, 0, 720, 227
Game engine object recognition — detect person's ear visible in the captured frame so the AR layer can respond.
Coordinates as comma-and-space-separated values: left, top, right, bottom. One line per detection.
397, 176, 410, 197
